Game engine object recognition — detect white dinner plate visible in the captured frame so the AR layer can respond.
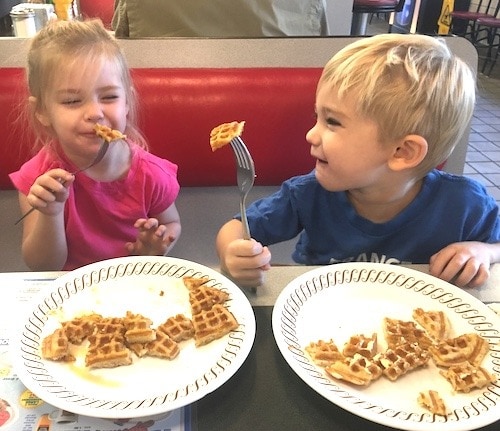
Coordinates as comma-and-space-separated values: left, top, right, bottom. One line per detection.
272, 263, 500, 431
13, 256, 255, 419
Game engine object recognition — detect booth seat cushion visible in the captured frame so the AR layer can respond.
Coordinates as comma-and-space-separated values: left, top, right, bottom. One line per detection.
0, 67, 320, 189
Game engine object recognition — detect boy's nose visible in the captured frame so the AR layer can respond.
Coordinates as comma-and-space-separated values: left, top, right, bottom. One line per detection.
306, 123, 320, 146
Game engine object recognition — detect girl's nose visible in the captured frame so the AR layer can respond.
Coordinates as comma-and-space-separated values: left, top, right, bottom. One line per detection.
85, 101, 104, 122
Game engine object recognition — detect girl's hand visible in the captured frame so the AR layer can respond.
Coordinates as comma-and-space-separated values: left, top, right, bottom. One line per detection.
429, 241, 493, 288
126, 218, 176, 256
26, 168, 74, 216
221, 238, 271, 288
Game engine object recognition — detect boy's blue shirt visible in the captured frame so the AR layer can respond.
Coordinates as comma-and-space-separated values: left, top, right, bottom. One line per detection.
239, 169, 500, 265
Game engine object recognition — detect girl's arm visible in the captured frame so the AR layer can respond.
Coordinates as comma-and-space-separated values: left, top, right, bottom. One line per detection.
19, 192, 69, 270
19, 168, 75, 270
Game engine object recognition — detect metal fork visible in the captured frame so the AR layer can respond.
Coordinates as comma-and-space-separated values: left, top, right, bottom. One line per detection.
230, 136, 255, 240
14, 140, 110, 225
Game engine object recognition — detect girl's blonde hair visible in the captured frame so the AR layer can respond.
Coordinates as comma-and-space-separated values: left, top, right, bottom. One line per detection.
27, 18, 147, 150
319, 34, 475, 176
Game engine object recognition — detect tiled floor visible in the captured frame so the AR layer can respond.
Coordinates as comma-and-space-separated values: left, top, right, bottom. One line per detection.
467, 76, 500, 205
366, 17, 500, 206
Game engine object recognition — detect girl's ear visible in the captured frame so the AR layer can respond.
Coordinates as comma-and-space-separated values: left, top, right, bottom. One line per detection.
29, 96, 51, 127
388, 135, 428, 171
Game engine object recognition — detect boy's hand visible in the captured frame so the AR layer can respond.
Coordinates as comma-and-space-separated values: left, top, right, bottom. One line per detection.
27, 168, 74, 216
222, 238, 271, 288
126, 218, 176, 256
429, 241, 492, 288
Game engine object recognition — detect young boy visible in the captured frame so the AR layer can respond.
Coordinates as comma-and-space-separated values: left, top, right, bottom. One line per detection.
216, 34, 500, 289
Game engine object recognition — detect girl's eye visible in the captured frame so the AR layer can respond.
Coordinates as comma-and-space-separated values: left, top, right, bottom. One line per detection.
101, 94, 119, 101
61, 98, 81, 105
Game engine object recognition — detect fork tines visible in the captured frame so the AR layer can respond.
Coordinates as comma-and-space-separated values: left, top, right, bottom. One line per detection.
230, 137, 254, 170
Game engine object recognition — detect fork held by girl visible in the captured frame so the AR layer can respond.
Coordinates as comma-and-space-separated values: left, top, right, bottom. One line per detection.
9, 19, 181, 271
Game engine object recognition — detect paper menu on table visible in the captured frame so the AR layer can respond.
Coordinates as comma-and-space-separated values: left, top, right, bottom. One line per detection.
0, 276, 193, 431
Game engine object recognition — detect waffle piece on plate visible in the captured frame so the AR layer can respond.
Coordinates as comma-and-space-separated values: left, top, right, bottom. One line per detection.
375, 341, 430, 381
127, 342, 148, 358
209, 121, 245, 151
157, 314, 194, 342
146, 331, 180, 360
192, 304, 239, 347
412, 308, 451, 341
94, 123, 127, 142
182, 276, 210, 290
325, 353, 382, 386
85, 336, 132, 369
123, 311, 156, 344
61, 313, 102, 344
417, 390, 448, 416
189, 286, 230, 315
440, 361, 496, 393
94, 317, 126, 338
41, 328, 75, 362
342, 333, 378, 359
429, 333, 489, 367
305, 339, 344, 367
383, 317, 432, 350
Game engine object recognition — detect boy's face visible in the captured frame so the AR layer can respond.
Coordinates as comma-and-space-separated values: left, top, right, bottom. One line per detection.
306, 83, 396, 193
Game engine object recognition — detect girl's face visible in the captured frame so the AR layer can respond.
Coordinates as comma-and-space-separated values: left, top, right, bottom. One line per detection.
35, 56, 128, 164
306, 83, 396, 193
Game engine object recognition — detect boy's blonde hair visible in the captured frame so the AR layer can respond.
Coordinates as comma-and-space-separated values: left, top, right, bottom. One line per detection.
319, 34, 475, 175
26, 19, 147, 150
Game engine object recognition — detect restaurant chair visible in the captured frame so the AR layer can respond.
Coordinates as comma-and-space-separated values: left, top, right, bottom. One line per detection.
475, 16, 500, 76
78, 0, 115, 29
449, 0, 497, 43
351, 0, 406, 36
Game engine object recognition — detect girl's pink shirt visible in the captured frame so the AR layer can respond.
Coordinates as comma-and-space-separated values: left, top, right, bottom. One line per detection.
9, 143, 180, 270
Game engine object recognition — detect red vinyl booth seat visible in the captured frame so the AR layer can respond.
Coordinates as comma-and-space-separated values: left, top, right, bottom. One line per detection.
0, 67, 321, 189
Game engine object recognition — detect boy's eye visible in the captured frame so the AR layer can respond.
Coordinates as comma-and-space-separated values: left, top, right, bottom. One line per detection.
326, 116, 341, 127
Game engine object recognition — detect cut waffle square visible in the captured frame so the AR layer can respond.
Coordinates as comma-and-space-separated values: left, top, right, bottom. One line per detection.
209, 121, 245, 151
412, 308, 451, 341
61, 313, 102, 344
189, 286, 230, 315
305, 339, 343, 367
157, 314, 194, 342
342, 333, 378, 359
182, 276, 210, 290
41, 328, 75, 362
440, 361, 497, 393
146, 331, 180, 360
418, 390, 448, 416
325, 353, 382, 386
429, 333, 489, 368
85, 338, 132, 369
93, 123, 126, 142
375, 341, 430, 381
192, 304, 239, 347
383, 317, 432, 350
123, 311, 156, 344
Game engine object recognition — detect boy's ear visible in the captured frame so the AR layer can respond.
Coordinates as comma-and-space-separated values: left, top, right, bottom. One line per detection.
388, 135, 428, 171
29, 96, 51, 127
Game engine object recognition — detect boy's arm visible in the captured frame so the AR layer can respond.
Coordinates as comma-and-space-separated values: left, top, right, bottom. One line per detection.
429, 241, 500, 288
216, 219, 271, 288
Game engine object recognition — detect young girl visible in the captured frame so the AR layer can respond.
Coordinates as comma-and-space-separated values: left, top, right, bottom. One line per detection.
216, 34, 500, 289
9, 19, 181, 271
